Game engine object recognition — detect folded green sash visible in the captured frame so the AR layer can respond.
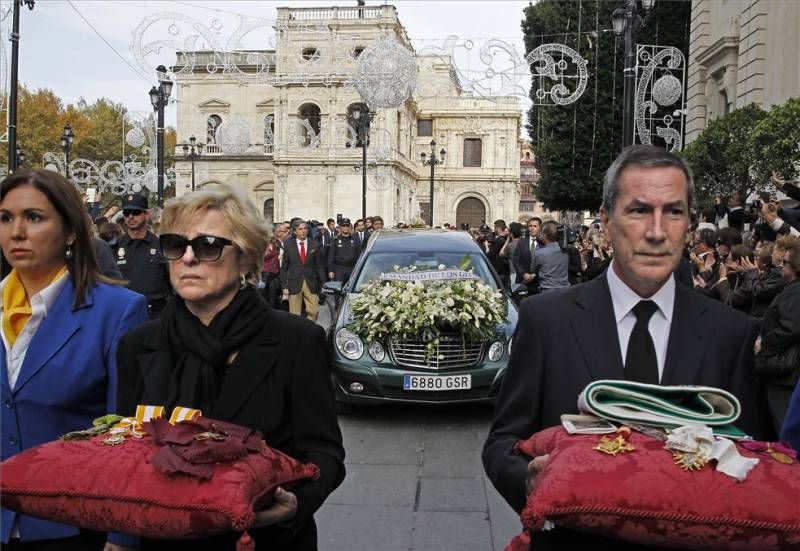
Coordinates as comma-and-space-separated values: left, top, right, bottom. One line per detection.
577, 380, 749, 439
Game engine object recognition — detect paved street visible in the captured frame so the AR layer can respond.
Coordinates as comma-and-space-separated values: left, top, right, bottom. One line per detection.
315, 302, 522, 551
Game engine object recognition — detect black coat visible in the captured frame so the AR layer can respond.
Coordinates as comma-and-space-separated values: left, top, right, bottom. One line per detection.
483, 275, 763, 521
760, 279, 800, 366
116, 307, 345, 550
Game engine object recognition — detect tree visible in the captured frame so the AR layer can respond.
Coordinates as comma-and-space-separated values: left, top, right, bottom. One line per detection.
750, 97, 800, 184
523, 0, 691, 212
682, 104, 767, 205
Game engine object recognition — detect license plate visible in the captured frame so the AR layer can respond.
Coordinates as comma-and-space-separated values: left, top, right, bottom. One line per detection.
403, 374, 472, 391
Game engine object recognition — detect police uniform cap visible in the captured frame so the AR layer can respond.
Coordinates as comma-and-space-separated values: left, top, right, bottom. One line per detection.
121, 194, 149, 210
340, 218, 351, 226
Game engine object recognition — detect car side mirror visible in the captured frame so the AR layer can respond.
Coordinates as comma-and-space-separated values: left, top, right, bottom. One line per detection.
323, 281, 344, 295
510, 283, 528, 297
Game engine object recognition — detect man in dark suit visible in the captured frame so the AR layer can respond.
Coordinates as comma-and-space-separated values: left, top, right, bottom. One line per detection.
483, 145, 763, 550
514, 217, 541, 294
280, 221, 326, 321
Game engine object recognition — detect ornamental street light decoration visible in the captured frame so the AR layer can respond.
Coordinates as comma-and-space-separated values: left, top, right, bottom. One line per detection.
60, 124, 75, 180
350, 104, 374, 220
150, 65, 173, 207
7, 0, 35, 174
420, 140, 446, 227
612, 0, 655, 149
179, 135, 203, 192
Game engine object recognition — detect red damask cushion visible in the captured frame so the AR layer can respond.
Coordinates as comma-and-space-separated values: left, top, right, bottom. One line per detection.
0, 418, 319, 539
508, 426, 800, 551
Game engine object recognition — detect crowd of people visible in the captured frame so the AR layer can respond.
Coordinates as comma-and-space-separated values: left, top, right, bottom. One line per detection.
1, 151, 800, 549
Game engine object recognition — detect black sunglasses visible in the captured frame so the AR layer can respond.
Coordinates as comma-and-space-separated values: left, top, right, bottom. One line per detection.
122, 209, 143, 217
159, 234, 235, 262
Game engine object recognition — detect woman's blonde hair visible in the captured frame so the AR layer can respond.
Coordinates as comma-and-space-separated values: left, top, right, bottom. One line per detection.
161, 185, 269, 286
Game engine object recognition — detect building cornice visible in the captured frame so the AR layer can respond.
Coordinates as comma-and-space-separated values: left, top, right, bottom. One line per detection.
695, 35, 739, 68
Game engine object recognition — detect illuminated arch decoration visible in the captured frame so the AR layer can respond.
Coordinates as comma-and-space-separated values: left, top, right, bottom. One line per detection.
634, 45, 686, 152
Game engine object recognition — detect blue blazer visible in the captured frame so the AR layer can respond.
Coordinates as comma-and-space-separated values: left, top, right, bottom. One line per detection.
1, 278, 149, 543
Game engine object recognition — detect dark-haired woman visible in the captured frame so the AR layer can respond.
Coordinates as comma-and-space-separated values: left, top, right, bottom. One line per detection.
0, 170, 149, 550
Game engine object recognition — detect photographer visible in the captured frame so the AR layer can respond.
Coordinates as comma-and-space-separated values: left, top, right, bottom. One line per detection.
579, 230, 612, 281
757, 194, 800, 237
531, 220, 569, 292
714, 244, 755, 313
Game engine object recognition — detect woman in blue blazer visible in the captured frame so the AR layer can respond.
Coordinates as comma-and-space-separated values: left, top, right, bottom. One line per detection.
0, 170, 149, 550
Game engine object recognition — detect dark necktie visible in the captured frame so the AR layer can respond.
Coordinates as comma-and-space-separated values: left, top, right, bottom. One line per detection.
625, 300, 659, 384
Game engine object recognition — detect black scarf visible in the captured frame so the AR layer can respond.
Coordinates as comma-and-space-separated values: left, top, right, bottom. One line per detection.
162, 286, 270, 414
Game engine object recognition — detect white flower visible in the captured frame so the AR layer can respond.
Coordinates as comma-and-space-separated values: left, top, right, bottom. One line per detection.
438, 264, 446, 270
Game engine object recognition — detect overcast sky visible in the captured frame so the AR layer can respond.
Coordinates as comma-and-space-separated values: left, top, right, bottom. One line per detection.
13, 0, 533, 125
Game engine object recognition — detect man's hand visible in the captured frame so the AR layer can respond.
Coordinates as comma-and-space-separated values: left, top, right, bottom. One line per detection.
282, 289, 290, 301
740, 257, 758, 273
759, 201, 778, 224
522, 273, 535, 283
103, 544, 137, 551
525, 454, 550, 494
718, 262, 728, 280
254, 487, 297, 527
701, 253, 715, 273
772, 171, 785, 191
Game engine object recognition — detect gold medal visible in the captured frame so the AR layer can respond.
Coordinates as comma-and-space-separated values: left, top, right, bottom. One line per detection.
671, 450, 708, 471
767, 448, 795, 465
594, 426, 635, 456
193, 431, 228, 442
101, 434, 126, 446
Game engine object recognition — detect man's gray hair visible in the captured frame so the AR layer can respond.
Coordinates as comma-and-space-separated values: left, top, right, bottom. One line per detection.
602, 145, 694, 213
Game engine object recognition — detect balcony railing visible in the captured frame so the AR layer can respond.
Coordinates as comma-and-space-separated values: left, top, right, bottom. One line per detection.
197, 143, 274, 157
286, 6, 386, 21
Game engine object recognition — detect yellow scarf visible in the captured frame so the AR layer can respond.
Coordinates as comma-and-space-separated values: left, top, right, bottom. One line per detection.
2, 267, 67, 347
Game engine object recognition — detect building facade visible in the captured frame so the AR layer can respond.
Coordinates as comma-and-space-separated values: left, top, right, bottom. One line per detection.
173, 5, 521, 228
685, 0, 800, 143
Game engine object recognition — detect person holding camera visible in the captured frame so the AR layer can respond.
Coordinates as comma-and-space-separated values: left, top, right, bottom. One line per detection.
757, 194, 799, 237
487, 220, 511, 287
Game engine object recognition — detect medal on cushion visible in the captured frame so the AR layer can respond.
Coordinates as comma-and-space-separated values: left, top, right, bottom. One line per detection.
595, 426, 635, 456
738, 441, 796, 464
767, 448, 795, 465
671, 450, 709, 471
193, 431, 228, 442
101, 434, 127, 446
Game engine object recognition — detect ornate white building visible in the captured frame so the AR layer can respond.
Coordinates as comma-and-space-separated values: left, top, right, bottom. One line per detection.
173, 5, 521, 228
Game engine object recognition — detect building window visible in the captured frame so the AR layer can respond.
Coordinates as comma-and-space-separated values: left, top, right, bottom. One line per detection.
264, 114, 275, 153
519, 201, 536, 212
207, 114, 222, 144
352, 46, 364, 59
463, 138, 482, 167
298, 103, 321, 147
346, 103, 369, 147
418, 119, 433, 136
301, 47, 320, 62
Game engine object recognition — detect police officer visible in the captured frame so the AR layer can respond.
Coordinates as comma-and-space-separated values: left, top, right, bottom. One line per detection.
327, 218, 360, 283
114, 194, 171, 318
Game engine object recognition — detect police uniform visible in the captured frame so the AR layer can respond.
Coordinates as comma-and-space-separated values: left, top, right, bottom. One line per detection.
114, 194, 171, 317
326, 219, 360, 283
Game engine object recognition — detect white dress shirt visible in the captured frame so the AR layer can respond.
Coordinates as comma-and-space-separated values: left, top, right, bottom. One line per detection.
606, 260, 675, 382
296, 238, 308, 257
1, 271, 70, 390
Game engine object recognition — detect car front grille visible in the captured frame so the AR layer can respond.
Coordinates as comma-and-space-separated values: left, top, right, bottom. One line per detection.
389, 333, 484, 371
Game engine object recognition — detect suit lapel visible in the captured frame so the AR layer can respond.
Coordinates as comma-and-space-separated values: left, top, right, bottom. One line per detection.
211, 330, 282, 420
661, 284, 712, 386
12, 280, 83, 394
568, 277, 625, 381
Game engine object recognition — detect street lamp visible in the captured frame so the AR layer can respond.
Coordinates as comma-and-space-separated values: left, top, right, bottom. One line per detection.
60, 124, 75, 180
179, 135, 203, 192
6, 0, 35, 174
351, 104, 373, 220
612, 0, 655, 149
420, 139, 446, 227
150, 65, 173, 207
15, 145, 25, 168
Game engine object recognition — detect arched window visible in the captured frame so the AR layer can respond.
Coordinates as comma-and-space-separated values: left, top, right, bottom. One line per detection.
346, 102, 369, 147
207, 114, 222, 144
298, 103, 321, 147
263, 198, 274, 226
301, 47, 320, 62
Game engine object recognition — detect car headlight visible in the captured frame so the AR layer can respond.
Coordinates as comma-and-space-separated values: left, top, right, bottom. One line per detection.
488, 340, 504, 362
335, 328, 364, 360
368, 341, 386, 362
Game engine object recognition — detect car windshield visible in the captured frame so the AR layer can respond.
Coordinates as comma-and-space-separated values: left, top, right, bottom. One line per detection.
351, 251, 499, 292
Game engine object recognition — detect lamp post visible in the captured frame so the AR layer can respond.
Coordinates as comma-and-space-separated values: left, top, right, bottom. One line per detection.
60, 124, 75, 180
612, 0, 655, 149
150, 65, 173, 207
420, 139, 446, 227
15, 144, 25, 168
179, 135, 203, 192
6, 0, 35, 174
351, 104, 373, 220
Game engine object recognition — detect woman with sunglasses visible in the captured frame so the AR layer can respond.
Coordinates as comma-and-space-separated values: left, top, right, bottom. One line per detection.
115, 186, 345, 551
0, 170, 149, 550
